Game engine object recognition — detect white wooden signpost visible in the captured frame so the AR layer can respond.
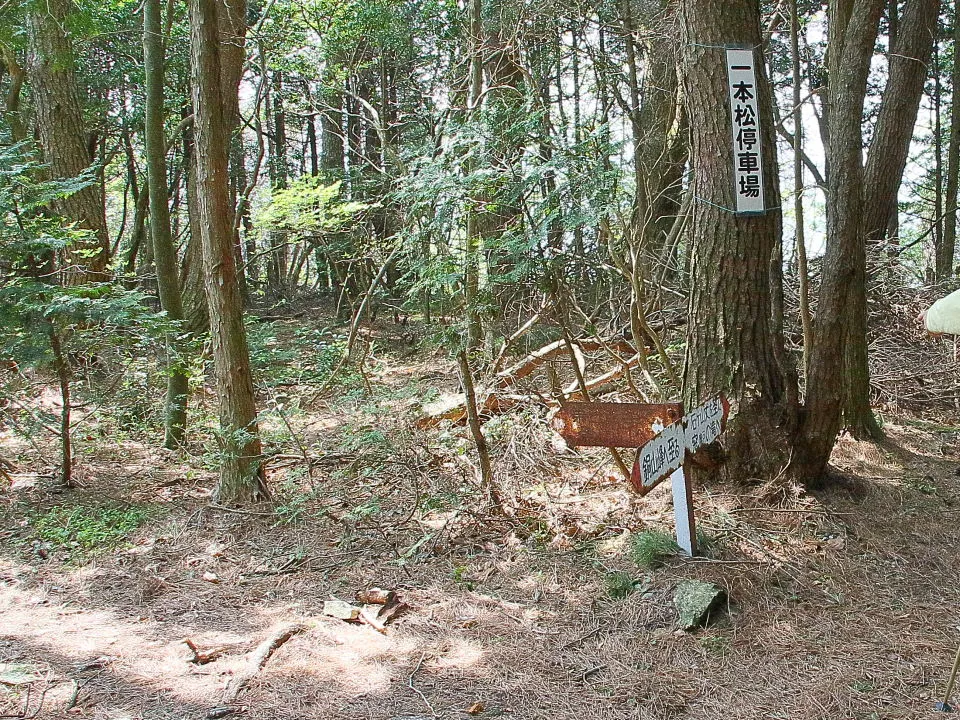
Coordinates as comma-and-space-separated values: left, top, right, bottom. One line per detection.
552, 395, 730, 558
725, 47, 765, 215
632, 396, 730, 556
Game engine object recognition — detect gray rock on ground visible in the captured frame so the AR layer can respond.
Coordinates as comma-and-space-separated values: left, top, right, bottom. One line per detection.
674, 579, 726, 630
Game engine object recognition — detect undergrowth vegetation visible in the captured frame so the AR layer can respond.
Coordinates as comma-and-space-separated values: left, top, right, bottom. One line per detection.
27, 502, 156, 556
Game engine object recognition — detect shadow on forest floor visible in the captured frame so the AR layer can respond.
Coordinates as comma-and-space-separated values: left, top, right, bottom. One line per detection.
2, 314, 960, 719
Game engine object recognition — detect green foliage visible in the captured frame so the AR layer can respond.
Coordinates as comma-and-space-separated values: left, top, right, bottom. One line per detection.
273, 479, 326, 526
0, 139, 174, 364
246, 322, 356, 388
255, 179, 369, 237
29, 503, 155, 554
605, 570, 641, 600
629, 530, 680, 570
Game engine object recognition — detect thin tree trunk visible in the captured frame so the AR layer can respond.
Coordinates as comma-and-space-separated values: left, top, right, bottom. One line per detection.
48, 328, 73, 488
934, 42, 945, 273
941, 3, 960, 280
320, 78, 344, 175
841, 0, 938, 438
145, 0, 190, 448
189, 0, 268, 503
182, 112, 211, 335
1, 48, 27, 142
464, 0, 484, 352
792, 0, 814, 379
457, 350, 499, 509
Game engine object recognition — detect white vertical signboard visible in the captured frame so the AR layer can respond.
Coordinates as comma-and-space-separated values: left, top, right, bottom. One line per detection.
725, 48, 765, 215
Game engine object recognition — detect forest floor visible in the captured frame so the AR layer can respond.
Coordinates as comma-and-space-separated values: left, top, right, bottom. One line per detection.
2, 304, 960, 720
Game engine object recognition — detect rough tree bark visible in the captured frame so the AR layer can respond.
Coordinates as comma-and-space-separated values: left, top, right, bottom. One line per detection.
679, 0, 799, 484
26, 0, 109, 282
841, 0, 939, 438
182, 0, 248, 331
941, 1, 960, 281
189, 0, 269, 503
797, 0, 885, 479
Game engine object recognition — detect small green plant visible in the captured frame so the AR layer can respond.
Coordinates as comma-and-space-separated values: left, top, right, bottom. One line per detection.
452, 564, 474, 589
696, 530, 717, 556
630, 530, 680, 569
346, 496, 381, 521
699, 633, 730, 657
30, 503, 154, 554
605, 571, 639, 600
273, 480, 324, 526
905, 476, 937, 495
420, 490, 461, 512
344, 427, 392, 452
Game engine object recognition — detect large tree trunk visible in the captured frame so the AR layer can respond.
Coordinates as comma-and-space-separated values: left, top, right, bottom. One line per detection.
144, 0, 190, 449
679, 0, 799, 484
841, 0, 939, 438
182, 0, 247, 330
797, 0, 885, 480
189, 0, 269, 503
26, 0, 109, 282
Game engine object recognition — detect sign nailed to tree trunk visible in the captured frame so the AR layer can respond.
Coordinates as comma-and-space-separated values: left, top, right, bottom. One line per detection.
725, 47, 765, 215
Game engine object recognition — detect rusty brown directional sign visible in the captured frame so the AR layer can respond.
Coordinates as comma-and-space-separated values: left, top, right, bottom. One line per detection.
550, 395, 729, 559
551, 395, 730, 496
549, 402, 684, 449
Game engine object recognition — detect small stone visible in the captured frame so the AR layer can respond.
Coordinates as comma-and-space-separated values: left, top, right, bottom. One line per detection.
673, 579, 726, 630
323, 599, 361, 621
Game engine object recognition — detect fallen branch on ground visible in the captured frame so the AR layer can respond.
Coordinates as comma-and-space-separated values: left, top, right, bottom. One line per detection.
183, 638, 229, 665
416, 338, 636, 428
220, 624, 306, 704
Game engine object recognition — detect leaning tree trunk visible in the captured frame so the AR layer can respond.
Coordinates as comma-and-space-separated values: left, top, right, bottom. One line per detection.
144, 0, 190, 448
26, 0, 109, 282
797, 0, 885, 481
841, 0, 939, 438
679, 0, 799, 484
189, 0, 269, 503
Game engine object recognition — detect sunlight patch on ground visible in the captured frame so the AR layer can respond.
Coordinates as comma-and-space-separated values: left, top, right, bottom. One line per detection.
284, 621, 421, 697
0, 560, 237, 706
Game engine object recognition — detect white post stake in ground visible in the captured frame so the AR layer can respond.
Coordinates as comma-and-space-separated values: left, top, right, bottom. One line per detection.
670, 466, 697, 556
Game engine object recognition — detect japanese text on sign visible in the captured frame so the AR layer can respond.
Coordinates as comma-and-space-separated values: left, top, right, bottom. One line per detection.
725, 48, 765, 214
684, 396, 727, 454
638, 421, 685, 489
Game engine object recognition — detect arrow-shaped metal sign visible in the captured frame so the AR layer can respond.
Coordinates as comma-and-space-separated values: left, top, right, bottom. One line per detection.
631, 395, 730, 496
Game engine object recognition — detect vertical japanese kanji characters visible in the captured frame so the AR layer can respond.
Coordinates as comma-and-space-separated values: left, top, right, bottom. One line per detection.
725, 48, 765, 214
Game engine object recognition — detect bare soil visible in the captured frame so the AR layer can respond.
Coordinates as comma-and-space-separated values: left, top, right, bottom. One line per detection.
2, 314, 960, 720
